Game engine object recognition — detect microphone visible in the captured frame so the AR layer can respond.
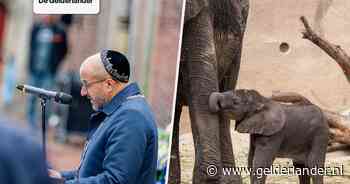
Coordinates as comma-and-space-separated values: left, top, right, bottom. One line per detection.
16, 84, 72, 104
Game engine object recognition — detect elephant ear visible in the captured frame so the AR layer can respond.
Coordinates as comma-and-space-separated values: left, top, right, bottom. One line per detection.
185, 0, 209, 22
236, 103, 286, 136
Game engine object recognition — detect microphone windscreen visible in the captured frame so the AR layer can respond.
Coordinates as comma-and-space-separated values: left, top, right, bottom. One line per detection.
56, 93, 73, 104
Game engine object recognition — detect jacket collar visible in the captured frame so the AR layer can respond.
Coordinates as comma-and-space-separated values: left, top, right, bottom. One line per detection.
99, 82, 141, 116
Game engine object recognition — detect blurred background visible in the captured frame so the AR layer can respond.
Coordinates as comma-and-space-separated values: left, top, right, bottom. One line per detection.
0, 0, 184, 183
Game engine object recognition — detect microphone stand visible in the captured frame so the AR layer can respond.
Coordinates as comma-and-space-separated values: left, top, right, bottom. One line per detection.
40, 97, 48, 161
40, 96, 66, 184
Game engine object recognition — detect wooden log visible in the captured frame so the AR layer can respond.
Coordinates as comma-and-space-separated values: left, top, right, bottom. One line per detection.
323, 110, 350, 131
270, 91, 312, 105
327, 143, 350, 152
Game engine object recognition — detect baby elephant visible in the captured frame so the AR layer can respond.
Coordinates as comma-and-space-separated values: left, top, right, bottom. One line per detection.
209, 89, 329, 184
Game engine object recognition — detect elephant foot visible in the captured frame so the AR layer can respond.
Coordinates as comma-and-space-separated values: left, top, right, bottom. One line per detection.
220, 173, 242, 184
193, 167, 221, 184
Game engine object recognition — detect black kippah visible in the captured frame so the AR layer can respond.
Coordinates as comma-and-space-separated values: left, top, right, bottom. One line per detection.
100, 49, 130, 83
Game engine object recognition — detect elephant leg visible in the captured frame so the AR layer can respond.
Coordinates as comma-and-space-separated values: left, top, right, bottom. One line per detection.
189, 108, 222, 184
248, 135, 255, 184
251, 138, 280, 184
217, 52, 243, 184
308, 135, 328, 184
182, 7, 223, 184
169, 100, 183, 184
293, 161, 310, 184
188, 61, 222, 184
218, 113, 242, 183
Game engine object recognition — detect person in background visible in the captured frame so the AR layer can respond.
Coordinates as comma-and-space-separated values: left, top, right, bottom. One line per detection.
0, 123, 52, 184
26, 15, 68, 132
1, 51, 16, 107
49, 50, 158, 184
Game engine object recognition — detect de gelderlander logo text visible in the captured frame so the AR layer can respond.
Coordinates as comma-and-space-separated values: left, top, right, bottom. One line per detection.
34, 0, 99, 14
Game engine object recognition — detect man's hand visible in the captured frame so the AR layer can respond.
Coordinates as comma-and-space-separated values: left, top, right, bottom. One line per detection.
48, 169, 62, 179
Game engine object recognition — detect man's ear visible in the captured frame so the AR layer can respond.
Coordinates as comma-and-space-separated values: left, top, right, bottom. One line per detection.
105, 79, 116, 91
236, 103, 286, 136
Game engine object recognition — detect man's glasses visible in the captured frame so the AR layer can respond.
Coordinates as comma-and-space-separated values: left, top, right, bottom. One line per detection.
81, 79, 108, 90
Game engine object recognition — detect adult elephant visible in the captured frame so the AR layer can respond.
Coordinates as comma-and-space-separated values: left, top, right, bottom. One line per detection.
169, 0, 249, 184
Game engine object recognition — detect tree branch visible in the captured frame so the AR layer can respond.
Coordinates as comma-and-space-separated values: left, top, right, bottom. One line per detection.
300, 16, 350, 82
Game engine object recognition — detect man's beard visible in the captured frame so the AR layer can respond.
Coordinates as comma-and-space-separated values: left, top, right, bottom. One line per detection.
89, 96, 107, 111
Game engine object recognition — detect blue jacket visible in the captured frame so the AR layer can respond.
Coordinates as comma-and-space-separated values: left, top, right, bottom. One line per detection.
62, 83, 158, 184
0, 123, 51, 184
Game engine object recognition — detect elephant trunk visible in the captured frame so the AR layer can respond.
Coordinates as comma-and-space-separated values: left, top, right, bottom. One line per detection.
209, 92, 223, 113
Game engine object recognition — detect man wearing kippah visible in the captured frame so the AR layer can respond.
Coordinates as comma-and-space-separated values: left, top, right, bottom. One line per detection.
49, 50, 158, 184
